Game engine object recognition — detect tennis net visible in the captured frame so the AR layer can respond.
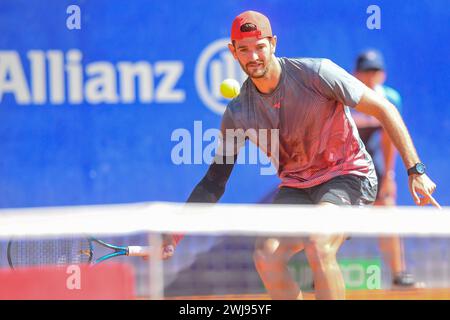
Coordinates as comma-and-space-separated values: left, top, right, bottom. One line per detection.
0, 202, 449, 300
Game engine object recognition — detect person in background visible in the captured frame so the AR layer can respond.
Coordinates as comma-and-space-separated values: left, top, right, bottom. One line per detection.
352, 49, 420, 288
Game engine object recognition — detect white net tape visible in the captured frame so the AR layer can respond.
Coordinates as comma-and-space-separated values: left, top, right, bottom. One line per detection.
1, 202, 449, 299
0, 202, 447, 238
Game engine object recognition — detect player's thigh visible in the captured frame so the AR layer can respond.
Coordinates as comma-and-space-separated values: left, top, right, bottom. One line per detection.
273, 187, 314, 251
272, 186, 313, 205
267, 187, 313, 257
311, 174, 377, 206
302, 202, 344, 258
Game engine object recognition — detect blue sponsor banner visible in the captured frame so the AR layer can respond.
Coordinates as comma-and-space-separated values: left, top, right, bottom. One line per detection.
0, 0, 449, 208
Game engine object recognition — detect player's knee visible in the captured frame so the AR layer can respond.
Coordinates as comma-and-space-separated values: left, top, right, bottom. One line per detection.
254, 238, 297, 270
255, 238, 280, 254
253, 249, 266, 269
253, 246, 285, 271
253, 249, 280, 275
304, 241, 337, 267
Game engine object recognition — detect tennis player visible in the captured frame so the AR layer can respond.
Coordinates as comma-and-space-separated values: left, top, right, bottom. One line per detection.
164, 11, 439, 299
351, 50, 419, 288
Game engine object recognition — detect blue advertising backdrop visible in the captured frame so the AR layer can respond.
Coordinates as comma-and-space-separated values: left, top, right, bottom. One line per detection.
0, 0, 449, 208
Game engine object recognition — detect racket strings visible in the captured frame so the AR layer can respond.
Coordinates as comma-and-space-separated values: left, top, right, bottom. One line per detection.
8, 238, 92, 267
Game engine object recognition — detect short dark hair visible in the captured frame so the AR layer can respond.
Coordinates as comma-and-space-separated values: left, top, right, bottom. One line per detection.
231, 36, 273, 48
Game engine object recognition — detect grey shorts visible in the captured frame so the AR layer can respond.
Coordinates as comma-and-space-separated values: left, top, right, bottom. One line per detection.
273, 175, 377, 206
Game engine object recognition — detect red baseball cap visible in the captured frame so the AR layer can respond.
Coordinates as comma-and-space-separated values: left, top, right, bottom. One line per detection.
231, 11, 273, 41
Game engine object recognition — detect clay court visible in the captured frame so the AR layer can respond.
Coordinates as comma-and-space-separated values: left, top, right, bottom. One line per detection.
167, 289, 450, 300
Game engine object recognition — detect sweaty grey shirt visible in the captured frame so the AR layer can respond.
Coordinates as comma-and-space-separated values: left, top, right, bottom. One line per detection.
217, 57, 377, 189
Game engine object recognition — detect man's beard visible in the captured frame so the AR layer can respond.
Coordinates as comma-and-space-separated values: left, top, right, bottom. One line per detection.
240, 60, 270, 79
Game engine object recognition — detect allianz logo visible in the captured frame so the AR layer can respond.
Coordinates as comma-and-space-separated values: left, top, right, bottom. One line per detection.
195, 38, 247, 115
0, 49, 185, 105
0, 39, 245, 112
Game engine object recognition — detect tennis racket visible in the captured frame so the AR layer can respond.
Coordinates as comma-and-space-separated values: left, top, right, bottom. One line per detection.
7, 236, 151, 269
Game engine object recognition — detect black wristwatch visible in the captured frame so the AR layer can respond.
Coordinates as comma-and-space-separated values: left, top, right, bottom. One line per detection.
407, 163, 426, 176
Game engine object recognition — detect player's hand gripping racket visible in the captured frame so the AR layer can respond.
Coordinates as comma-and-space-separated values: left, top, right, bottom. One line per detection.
7, 236, 151, 269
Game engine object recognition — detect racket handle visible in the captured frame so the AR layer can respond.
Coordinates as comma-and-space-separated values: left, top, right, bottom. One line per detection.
127, 246, 151, 257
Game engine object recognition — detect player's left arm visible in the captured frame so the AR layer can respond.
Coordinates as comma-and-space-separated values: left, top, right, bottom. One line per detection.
355, 87, 440, 208
379, 88, 405, 204
379, 129, 397, 204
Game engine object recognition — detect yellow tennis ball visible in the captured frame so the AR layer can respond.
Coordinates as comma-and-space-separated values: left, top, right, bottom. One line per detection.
220, 79, 240, 99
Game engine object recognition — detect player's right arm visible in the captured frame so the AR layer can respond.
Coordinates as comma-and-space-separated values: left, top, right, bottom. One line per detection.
162, 107, 242, 259
186, 154, 238, 203
161, 154, 238, 259
186, 106, 242, 204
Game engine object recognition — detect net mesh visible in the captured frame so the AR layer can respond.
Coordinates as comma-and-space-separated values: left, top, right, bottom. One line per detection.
0, 202, 449, 300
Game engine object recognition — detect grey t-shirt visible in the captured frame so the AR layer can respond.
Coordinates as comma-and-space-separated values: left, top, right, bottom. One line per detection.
218, 57, 377, 189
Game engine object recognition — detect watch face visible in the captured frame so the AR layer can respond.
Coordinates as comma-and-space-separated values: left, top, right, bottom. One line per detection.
417, 163, 426, 174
